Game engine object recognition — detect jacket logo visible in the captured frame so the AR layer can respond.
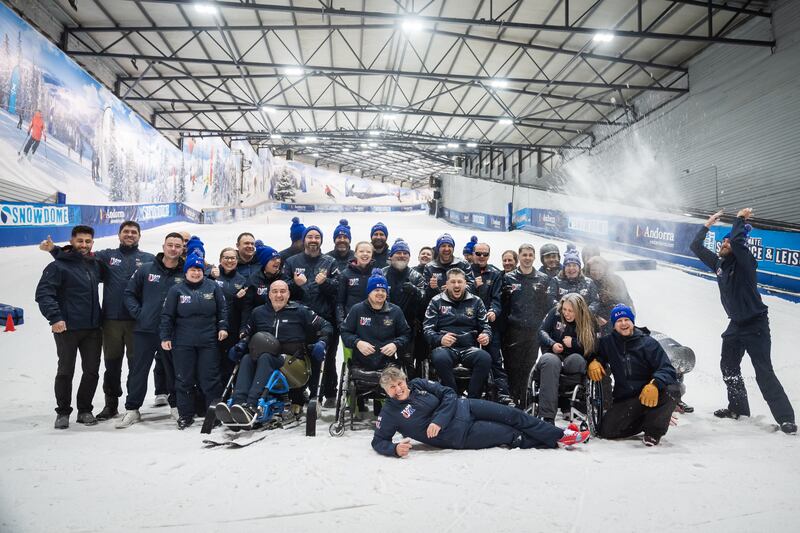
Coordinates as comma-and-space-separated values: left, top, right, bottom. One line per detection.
180, 295, 192, 304
349, 278, 360, 286
257, 286, 268, 295
465, 307, 474, 317
203, 293, 214, 300
215, 280, 224, 287
294, 268, 305, 276
440, 305, 452, 314
376, 416, 381, 429
360, 317, 372, 326
148, 274, 161, 283
234, 284, 243, 290
401, 405, 416, 418
383, 318, 393, 327
109, 257, 122, 266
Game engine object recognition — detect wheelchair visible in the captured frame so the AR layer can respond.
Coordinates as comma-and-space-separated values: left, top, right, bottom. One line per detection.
424, 354, 498, 401
521, 363, 605, 437
329, 347, 391, 437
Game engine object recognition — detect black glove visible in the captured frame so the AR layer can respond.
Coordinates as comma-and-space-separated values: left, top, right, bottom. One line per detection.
401, 282, 418, 295
228, 339, 248, 362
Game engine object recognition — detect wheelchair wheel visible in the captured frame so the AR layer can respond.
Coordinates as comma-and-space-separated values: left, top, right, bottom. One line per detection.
585, 378, 604, 437
329, 362, 349, 437
521, 364, 539, 415
328, 421, 345, 437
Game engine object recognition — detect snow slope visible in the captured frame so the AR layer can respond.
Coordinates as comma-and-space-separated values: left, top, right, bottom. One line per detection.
1, 211, 798, 533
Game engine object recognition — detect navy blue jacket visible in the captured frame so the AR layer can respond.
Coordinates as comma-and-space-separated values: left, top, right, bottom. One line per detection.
690, 217, 768, 324
423, 291, 491, 348
372, 247, 389, 270
124, 253, 185, 334
471, 264, 503, 316
594, 327, 677, 402
383, 264, 425, 325
279, 243, 304, 263
160, 278, 228, 346
336, 260, 375, 325
35, 246, 102, 330
539, 264, 562, 279
340, 300, 412, 354
242, 301, 333, 345
282, 252, 339, 320
236, 255, 261, 281
372, 379, 473, 456
240, 269, 283, 333
551, 273, 600, 315
326, 247, 355, 274
423, 257, 476, 302
538, 307, 596, 357
211, 267, 247, 341
501, 268, 554, 329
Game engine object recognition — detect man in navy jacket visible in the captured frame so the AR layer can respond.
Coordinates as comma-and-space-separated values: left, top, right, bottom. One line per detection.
690, 208, 795, 434
36, 225, 103, 429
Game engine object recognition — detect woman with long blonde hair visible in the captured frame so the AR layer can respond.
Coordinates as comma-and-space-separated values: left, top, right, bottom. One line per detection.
534, 293, 598, 424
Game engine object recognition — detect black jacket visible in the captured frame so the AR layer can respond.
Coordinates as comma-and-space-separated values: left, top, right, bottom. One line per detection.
423, 291, 491, 348
383, 264, 425, 325
690, 217, 768, 324
593, 273, 634, 326
594, 327, 677, 402
501, 268, 554, 329
423, 257, 476, 302
212, 267, 247, 341
326, 247, 355, 274
160, 278, 227, 346
279, 243, 304, 263
551, 273, 600, 315
241, 301, 333, 345
340, 300, 412, 355
235, 255, 261, 281
372, 247, 389, 270
538, 307, 597, 357
471, 264, 503, 316
539, 264, 561, 279
240, 268, 283, 333
124, 253, 185, 333
282, 252, 339, 320
336, 260, 375, 325
35, 246, 102, 330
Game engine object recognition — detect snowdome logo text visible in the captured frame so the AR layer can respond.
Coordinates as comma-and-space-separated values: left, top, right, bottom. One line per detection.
0, 204, 70, 226
137, 204, 171, 221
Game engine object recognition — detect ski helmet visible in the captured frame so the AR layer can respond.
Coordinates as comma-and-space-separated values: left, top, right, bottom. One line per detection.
248, 332, 281, 358
539, 243, 560, 258
281, 355, 310, 388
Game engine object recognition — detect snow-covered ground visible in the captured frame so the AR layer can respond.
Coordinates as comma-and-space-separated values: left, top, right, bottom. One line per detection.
1, 211, 798, 532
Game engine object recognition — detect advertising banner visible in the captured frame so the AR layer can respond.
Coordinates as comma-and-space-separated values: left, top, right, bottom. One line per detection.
442, 207, 508, 232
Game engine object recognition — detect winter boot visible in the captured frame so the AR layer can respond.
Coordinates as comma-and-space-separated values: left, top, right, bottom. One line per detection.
558, 427, 591, 447
676, 401, 694, 414
115, 409, 141, 429
780, 422, 797, 435
714, 408, 742, 419
177, 416, 194, 430
76, 412, 98, 426
54, 414, 69, 430
215, 402, 235, 426
323, 398, 336, 409
170, 407, 179, 420
96, 397, 119, 421
153, 394, 169, 407
231, 404, 257, 426
543, 417, 555, 426
643, 434, 661, 447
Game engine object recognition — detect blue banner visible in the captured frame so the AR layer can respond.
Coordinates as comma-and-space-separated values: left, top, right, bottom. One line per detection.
441, 207, 508, 232
276, 202, 427, 213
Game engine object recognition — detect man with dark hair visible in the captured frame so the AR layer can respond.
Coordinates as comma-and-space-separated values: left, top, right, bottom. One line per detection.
382, 239, 425, 376
326, 219, 355, 272
690, 209, 796, 434
279, 217, 306, 261
423, 233, 476, 304
370, 222, 390, 269
36, 225, 103, 429
235, 232, 260, 280
39, 220, 155, 421
424, 268, 492, 399
283, 225, 340, 406
117, 232, 185, 428
240, 244, 283, 330
413, 246, 434, 275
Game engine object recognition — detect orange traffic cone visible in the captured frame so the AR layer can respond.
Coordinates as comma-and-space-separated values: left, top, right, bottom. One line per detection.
4, 314, 15, 332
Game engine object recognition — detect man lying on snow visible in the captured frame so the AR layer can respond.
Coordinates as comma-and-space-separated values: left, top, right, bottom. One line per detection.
371, 366, 590, 457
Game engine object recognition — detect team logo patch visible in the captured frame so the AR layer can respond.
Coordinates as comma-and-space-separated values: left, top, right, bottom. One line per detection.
257, 286, 268, 295
360, 317, 372, 326
203, 292, 214, 300
511, 283, 521, 291
401, 405, 416, 418
109, 257, 122, 266
294, 268, 305, 276
180, 295, 192, 304
216, 280, 224, 287
376, 416, 381, 429
440, 305, 452, 314
465, 307, 474, 317
383, 318, 393, 327
234, 284, 243, 290
148, 274, 161, 283
349, 278, 359, 286
135, 259, 142, 268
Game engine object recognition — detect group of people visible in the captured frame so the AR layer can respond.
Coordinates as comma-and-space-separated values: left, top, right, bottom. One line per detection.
34, 208, 796, 457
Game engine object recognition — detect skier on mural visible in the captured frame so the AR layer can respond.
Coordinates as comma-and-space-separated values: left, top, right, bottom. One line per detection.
325, 184, 336, 201
18, 109, 46, 162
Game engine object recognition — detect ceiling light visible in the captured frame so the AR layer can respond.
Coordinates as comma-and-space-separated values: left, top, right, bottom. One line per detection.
382, 114, 398, 121
261, 106, 277, 114
490, 79, 508, 89
342, 148, 350, 152
498, 118, 513, 126
401, 18, 424, 32
593, 32, 614, 43
447, 143, 459, 149
303, 136, 317, 143
437, 144, 446, 150
369, 130, 381, 136
412, 140, 418, 144
283, 67, 305, 76
466, 142, 477, 148
368, 142, 378, 148
194, 3, 218, 15
387, 150, 394, 154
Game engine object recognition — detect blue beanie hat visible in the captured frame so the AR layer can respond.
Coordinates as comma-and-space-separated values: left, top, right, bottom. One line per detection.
436, 233, 456, 250
366, 268, 389, 294
303, 225, 323, 243
371, 222, 388, 238
389, 238, 411, 257
463, 235, 478, 255
256, 244, 280, 267
186, 236, 205, 258
610, 304, 635, 325
333, 219, 352, 241
183, 251, 205, 273
290, 217, 306, 242
722, 223, 752, 242
563, 246, 581, 267
255, 239, 264, 248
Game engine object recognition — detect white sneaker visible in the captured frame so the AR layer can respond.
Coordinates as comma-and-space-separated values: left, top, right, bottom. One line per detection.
170, 407, 179, 420
153, 394, 168, 407
115, 410, 141, 429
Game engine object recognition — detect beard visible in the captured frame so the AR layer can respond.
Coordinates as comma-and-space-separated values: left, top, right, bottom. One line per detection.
392, 259, 409, 270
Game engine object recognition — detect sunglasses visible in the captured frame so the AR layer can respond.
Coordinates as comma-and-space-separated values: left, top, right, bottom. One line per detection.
474, 252, 490, 257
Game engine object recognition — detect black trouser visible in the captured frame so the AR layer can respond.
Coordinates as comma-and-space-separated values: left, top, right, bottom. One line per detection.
431, 346, 492, 398
22, 136, 40, 156
320, 326, 339, 400
218, 336, 238, 391
503, 325, 539, 405
125, 332, 175, 410
53, 328, 103, 415
463, 399, 564, 449
101, 319, 136, 404
600, 384, 681, 440
487, 324, 511, 397
172, 345, 223, 419
153, 354, 168, 396
720, 315, 794, 424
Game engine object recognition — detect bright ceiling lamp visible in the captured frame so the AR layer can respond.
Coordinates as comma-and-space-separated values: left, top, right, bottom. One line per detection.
270, 133, 282, 139
593, 32, 614, 43
466, 142, 477, 148
401, 18, 424, 32
302, 136, 317, 143
382, 114, 399, 121
369, 130, 381, 136
446, 143, 459, 149
283, 66, 305, 76
194, 3, 217, 15
498, 118, 513, 126
490, 79, 508, 88
368, 142, 378, 147
261, 106, 277, 114
312, 152, 320, 157
342, 148, 350, 152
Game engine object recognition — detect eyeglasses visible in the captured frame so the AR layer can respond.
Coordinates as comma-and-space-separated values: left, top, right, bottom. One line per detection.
474, 252, 490, 257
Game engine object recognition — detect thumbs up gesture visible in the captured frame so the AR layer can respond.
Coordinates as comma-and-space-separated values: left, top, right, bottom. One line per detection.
39, 235, 55, 252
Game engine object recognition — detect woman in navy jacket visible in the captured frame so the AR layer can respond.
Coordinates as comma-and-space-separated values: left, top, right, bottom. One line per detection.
160, 252, 228, 429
